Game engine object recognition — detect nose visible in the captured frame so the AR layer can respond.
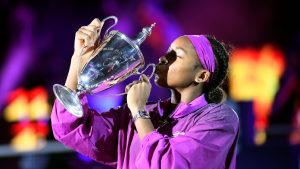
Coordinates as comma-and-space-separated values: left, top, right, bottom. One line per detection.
158, 55, 168, 64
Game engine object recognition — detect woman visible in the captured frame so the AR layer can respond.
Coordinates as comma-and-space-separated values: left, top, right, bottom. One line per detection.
51, 18, 239, 169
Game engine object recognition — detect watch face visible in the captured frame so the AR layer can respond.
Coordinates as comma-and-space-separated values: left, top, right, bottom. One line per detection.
139, 110, 149, 116
140, 110, 147, 116
133, 110, 150, 122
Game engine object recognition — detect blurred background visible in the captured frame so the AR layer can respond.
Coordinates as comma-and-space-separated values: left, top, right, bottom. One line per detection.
0, 0, 299, 168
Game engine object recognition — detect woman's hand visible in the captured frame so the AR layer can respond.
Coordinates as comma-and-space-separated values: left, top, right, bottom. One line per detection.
73, 18, 103, 63
65, 18, 103, 90
126, 74, 152, 115
126, 74, 154, 140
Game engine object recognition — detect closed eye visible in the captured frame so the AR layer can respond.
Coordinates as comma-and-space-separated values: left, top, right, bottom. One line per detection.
166, 50, 182, 59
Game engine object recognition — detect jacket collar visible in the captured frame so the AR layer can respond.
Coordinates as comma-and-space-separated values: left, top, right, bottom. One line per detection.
157, 94, 209, 119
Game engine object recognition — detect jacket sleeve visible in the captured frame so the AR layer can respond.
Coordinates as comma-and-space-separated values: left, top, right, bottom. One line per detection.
51, 95, 126, 167
135, 105, 240, 169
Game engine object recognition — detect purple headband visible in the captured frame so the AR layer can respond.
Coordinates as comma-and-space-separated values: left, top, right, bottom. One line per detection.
184, 35, 215, 73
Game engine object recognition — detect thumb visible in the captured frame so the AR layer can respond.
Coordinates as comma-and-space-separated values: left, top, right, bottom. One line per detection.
89, 18, 102, 27
140, 74, 149, 83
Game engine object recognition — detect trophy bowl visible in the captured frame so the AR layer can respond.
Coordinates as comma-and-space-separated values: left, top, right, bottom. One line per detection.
53, 16, 156, 117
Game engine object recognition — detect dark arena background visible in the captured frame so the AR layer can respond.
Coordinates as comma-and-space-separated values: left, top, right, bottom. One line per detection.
0, 0, 299, 168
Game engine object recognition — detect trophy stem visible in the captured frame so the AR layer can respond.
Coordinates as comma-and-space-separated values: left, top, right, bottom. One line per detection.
53, 84, 84, 117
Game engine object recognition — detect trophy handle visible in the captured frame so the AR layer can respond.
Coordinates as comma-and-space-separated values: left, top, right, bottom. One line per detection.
76, 16, 118, 80
136, 63, 156, 79
100, 16, 118, 40
98, 63, 156, 97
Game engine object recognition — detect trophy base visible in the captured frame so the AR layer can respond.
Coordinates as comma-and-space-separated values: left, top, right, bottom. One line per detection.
53, 84, 83, 117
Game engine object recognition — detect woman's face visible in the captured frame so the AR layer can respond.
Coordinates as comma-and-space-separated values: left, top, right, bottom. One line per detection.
155, 36, 202, 90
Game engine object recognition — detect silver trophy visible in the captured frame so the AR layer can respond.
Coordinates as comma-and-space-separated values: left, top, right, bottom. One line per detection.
53, 16, 156, 117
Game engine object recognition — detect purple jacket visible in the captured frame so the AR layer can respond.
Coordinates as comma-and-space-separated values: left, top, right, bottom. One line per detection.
51, 94, 239, 169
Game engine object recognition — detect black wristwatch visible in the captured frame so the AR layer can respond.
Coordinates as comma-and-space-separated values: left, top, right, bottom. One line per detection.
133, 110, 150, 123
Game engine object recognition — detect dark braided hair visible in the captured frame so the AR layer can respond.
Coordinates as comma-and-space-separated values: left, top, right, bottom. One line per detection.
203, 35, 230, 103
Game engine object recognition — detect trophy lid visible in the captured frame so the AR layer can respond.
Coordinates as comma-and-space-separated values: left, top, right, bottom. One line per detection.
133, 23, 156, 46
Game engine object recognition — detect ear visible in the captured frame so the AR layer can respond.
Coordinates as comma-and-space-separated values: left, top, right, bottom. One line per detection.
194, 69, 211, 83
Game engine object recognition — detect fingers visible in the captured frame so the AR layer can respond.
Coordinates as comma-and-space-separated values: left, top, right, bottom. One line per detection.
90, 18, 103, 35
75, 31, 91, 47
77, 27, 97, 46
125, 80, 140, 93
82, 25, 98, 34
75, 18, 102, 47
125, 75, 151, 94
